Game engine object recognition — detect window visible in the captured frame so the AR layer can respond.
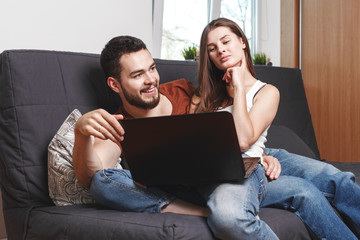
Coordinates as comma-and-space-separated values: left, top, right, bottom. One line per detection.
159, 0, 256, 60
160, 0, 208, 60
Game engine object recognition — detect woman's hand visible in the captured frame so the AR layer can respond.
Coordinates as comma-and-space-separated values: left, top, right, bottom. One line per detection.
222, 60, 247, 91
262, 154, 281, 180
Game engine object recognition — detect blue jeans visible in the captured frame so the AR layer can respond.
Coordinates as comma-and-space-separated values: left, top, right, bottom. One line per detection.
90, 165, 279, 240
264, 148, 360, 239
196, 164, 279, 240
90, 168, 175, 213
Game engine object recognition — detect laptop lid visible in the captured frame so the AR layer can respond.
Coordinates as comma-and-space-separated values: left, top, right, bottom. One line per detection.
119, 111, 245, 186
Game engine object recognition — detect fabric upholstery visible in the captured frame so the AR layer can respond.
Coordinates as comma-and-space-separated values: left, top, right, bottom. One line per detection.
2, 49, 354, 240
267, 125, 317, 159
254, 66, 320, 159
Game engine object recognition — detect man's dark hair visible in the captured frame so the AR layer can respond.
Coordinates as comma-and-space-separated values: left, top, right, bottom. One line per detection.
100, 36, 147, 80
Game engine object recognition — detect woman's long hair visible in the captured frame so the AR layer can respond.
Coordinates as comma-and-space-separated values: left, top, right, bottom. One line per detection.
195, 18, 255, 113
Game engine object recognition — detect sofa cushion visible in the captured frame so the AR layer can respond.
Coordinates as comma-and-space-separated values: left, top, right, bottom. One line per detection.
24, 205, 311, 240
266, 124, 317, 159
48, 109, 122, 206
48, 109, 95, 206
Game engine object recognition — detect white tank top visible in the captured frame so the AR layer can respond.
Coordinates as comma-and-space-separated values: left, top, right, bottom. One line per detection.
218, 80, 269, 160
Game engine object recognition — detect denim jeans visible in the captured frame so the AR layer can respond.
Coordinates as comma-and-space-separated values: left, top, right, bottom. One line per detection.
195, 164, 279, 240
90, 169, 175, 213
264, 148, 360, 239
90, 165, 279, 240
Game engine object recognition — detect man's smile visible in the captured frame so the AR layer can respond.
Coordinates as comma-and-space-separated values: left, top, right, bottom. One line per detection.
141, 86, 157, 95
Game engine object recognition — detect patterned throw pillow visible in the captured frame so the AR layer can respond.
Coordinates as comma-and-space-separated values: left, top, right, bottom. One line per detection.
48, 109, 122, 206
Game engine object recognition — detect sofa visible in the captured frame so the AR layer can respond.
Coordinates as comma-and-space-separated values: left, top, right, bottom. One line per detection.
0, 49, 359, 240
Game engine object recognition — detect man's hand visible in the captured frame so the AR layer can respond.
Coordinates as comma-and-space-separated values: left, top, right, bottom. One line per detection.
75, 108, 125, 144
262, 154, 281, 180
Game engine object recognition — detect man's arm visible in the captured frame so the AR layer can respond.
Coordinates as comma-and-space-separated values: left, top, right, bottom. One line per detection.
72, 109, 124, 188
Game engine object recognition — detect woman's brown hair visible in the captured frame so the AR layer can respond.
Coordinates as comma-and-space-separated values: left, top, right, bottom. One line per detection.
195, 18, 255, 113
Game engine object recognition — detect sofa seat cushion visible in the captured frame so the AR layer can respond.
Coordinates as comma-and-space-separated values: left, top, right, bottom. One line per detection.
26, 205, 215, 240
24, 205, 311, 240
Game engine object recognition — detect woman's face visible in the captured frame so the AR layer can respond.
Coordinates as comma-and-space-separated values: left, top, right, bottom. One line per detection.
206, 26, 246, 71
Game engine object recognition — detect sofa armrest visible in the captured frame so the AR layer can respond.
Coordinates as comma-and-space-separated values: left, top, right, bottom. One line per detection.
266, 125, 318, 160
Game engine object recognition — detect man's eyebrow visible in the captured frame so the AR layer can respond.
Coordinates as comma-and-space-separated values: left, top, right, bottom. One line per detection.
149, 62, 156, 69
207, 34, 230, 47
129, 61, 156, 76
129, 68, 144, 76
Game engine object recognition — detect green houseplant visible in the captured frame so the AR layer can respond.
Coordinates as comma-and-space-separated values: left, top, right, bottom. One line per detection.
252, 53, 267, 65
182, 45, 198, 60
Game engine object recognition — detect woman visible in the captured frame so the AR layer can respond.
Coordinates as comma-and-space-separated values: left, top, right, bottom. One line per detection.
193, 18, 359, 240
190, 18, 280, 240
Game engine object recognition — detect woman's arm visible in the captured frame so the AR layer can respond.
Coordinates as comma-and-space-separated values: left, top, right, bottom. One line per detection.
224, 65, 280, 152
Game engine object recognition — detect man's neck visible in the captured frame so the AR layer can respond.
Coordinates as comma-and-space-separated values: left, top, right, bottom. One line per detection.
123, 93, 172, 118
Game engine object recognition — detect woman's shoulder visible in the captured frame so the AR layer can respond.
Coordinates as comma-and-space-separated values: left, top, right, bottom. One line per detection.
257, 80, 279, 93
254, 81, 280, 101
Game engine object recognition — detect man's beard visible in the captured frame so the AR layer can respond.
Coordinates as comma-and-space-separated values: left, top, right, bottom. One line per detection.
121, 84, 160, 110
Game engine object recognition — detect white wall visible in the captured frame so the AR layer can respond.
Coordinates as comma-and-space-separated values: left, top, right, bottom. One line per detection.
0, 0, 153, 54
257, 0, 280, 66
0, 0, 280, 63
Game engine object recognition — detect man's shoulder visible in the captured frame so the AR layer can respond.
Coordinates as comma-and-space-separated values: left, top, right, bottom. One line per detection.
160, 79, 195, 96
160, 79, 196, 115
160, 78, 194, 90
160, 79, 195, 94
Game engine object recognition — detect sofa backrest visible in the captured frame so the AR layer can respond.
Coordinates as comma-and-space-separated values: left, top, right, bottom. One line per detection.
0, 50, 319, 210
0, 50, 119, 209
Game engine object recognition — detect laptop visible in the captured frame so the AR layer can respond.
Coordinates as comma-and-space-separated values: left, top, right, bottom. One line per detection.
119, 111, 246, 186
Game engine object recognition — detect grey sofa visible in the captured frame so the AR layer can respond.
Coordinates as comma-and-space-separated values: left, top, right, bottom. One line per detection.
0, 49, 358, 240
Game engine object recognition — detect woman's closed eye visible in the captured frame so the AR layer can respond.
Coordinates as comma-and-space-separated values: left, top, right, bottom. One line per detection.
208, 46, 216, 52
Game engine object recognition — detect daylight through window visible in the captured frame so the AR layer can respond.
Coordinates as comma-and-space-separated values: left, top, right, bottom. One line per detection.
161, 0, 256, 60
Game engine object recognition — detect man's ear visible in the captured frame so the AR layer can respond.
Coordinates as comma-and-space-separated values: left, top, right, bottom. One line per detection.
107, 77, 121, 94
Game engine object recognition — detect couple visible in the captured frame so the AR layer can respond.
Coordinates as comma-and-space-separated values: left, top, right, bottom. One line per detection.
73, 18, 360, 240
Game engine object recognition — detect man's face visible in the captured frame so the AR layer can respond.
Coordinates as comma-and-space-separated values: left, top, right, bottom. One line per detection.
118, 49, 160, 109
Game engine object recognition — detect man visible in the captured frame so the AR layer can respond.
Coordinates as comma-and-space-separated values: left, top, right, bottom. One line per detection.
72, 36, 209, 216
